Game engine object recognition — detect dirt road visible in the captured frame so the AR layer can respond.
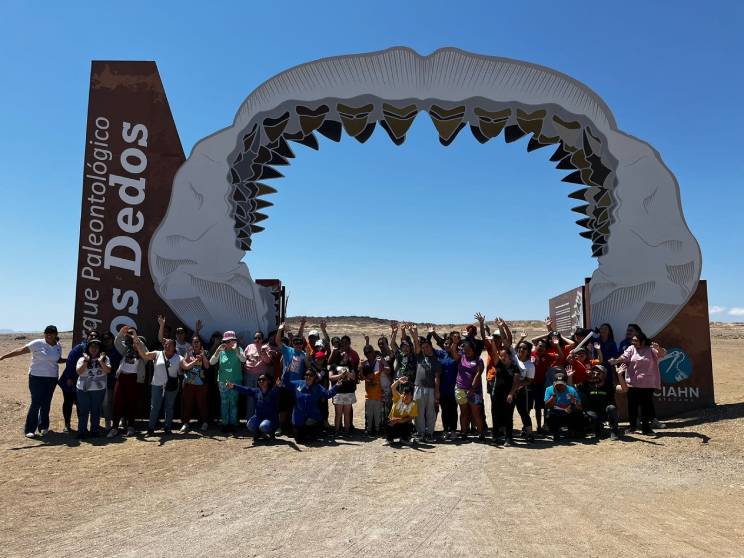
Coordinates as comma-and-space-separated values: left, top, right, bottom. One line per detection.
0, 324, 742, 557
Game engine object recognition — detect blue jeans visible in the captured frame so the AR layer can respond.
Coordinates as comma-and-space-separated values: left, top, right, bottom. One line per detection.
76, 389, 106, 435
25, 375, 57, 434
247, 416, 274, 435
243, 372, 259, 420
148, 385, 178, 431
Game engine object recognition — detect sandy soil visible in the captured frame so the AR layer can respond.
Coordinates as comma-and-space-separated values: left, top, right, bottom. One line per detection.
0, 319, 742, 557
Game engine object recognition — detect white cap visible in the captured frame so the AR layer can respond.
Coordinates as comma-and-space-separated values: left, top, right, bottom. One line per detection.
308, 330, 320, 338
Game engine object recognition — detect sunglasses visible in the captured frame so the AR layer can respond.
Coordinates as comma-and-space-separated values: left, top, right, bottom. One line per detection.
304, 373, 315, 378
258, 377, 268, 383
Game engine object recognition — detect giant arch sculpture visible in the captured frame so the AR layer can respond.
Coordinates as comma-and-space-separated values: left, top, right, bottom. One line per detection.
146, 47, 700, 339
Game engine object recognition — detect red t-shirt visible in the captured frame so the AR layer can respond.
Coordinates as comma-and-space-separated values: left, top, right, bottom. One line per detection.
532, 351, 556, 385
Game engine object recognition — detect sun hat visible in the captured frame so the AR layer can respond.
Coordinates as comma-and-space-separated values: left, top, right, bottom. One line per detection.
222, 330, 237, 342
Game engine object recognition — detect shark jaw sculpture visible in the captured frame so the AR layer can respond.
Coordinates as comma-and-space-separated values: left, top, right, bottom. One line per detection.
149, 47, 701, 338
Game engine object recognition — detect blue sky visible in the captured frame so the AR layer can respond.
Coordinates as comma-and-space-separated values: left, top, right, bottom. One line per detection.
0, 1, 742, 330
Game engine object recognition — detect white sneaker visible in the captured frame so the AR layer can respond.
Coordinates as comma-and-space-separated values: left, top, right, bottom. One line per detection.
25, 432, 35, 439
126, 426, 136, 436
179, 424, 190, 433
107, 428, 119, 439
38, 429, 48, 437
651, 418, 666, 429
200, 422, 209, 432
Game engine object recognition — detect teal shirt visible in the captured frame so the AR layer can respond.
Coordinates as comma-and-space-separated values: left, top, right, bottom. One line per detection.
218, 349, 243, 384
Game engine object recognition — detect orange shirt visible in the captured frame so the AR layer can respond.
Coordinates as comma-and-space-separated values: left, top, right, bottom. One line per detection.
364, 370, 382, 401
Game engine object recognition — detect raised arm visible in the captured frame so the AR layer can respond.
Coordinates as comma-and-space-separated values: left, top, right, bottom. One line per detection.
410, 324, 421, 355
209, 343, 226, 365
134, 336, 158, 361
297, 317, 306, 340
389, 321, 399, 353
194, 319, 203, 343
275, 322, 287, 349
651, 341, 667, 359
498, 317, 513, 347
319, 319, 331, 345
427, 324, 445, 349
157, 314, 166, 344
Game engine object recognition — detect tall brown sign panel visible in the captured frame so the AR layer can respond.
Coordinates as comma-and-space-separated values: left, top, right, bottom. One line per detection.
72, 62, 185, 345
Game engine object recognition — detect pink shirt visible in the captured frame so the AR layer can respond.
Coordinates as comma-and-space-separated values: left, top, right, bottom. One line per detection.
244, 343, 276, 376
618, 345, 660, 389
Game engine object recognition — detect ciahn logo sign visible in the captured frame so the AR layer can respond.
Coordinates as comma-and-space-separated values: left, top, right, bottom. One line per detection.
657, 348, 698, 400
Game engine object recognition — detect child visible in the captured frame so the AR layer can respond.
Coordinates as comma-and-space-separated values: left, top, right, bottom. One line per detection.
387, 377, 418, 445
362, 346, 384, 436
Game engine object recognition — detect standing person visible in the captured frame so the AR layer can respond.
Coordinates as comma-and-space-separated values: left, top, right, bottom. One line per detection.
328, 348, 357, 436
209, 331, 247, 433
275, 319, 308, 434
491, 345, 521, 446
0, 325, 64, 438
108, 326, 148, 438
618, 323, 643, 353
74, 338, 111, 438
580, 364, 621, 440
449, 338, 485, 440
389, 322, 417, 382
361, 344, 384, 436
544, 372, 583, 442
243, 330, 276, 426
565, 346, 601, 387
410, 326, 441, 442
609, 330, 666, 435
433, 333, 459, 441
226, 373, 280, 440
59, 330, 99, 433
100, 331, 121, 432
180, 336, 211, 433
306, 340, 330, 428
508, 341, 536, 444
290, 369, 338, 443
386, 377, 418, 445
477, 314, 511, 435
134, 336, 199, 436
157, 315, 193, 357
596, 323, 619, 367
530, 339, 556, 435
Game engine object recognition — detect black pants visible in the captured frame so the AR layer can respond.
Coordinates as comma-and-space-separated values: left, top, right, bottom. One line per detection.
386, 422, 413, 441
293, 421, 322, 443
491, 388, 514, 439
546, 410, 583, 434
586, 405, 619, 436
514, 388, 532, 429
62, 390, 77, 426
440, 394, 458, 432
627, 387, 655, 430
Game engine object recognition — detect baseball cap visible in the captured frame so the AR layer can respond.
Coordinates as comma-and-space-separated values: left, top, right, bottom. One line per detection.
553, 372, 567, 386
222, 330, 237, 342
314, 339, 324, 348
308, 330, 320, 338
592, 364, 608, 375
44, 325, 58, 335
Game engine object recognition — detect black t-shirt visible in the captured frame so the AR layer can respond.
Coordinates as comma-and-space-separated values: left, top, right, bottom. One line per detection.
493, 360, 518, 392
579, 382, 615, 414
329, 351, 356, 393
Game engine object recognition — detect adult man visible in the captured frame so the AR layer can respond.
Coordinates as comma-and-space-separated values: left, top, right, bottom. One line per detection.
580, 364, 621, 440
544, 372, 583, 442
275, 319, 308, 433
410, 326, 441, 442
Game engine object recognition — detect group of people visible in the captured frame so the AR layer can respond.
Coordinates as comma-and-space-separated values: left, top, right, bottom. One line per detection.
0, 314, 668, 446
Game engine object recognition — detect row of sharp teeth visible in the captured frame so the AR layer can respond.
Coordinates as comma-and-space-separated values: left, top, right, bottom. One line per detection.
229, 103, 615, 257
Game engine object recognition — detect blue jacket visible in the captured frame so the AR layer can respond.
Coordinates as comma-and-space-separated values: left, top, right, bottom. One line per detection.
290, 380, 337, 427
59, 342, 86, 393
232, 384, 280, 424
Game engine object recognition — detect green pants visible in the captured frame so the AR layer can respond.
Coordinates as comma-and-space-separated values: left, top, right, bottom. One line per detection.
220, 384, 239, 425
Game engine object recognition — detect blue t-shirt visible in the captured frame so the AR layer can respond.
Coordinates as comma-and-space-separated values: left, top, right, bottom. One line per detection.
434, 349, 458, 394
544, 385, 581, 413
280, 345, 306, 385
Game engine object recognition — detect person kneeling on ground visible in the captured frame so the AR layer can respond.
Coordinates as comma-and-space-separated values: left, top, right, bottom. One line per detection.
291, 370, 338, 443
580, 365, 621, 441
387, 377, 418, 445
226, 373, 280, 440
544, 372, 583, 442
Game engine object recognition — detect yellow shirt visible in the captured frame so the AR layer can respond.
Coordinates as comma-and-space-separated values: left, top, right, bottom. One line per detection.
389, 393, 418, 419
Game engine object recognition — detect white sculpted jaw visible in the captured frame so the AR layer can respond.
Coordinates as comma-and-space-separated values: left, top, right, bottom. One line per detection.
149, 47, 700, 338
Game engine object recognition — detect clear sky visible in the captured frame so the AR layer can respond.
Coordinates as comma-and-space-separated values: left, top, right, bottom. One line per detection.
0, 1, 742, 331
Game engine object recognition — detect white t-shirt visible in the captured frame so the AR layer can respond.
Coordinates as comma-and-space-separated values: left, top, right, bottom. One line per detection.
75, 356, 110, 391
152, 351, 183, 386
25, 339, 62, 378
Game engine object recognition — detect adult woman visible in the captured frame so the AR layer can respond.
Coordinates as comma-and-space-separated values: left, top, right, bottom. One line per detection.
507, 342, 536, 444
75, 338, 111, 438
328, 349, 357, 435
609, 329, 667, 435
618, 323, 642, 353
449, 338, 485, 440
209, 331, 247, 433
290, 369, 337, 442
134, 336, 199, 436
0, 325, 64, 438
227, 373, 280, 440
491, 345, 521, 445
59, 330, 98, 433
108, 326, 148, 438
180, 336, 211, 433
243, 330, 276, 424
434, 335, 459, 441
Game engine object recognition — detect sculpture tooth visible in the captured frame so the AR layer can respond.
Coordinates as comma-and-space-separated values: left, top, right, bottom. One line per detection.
594, 190, 611, 207
556, 154, 575, 170
255, 182, 278, 196
579, 230, 593, 239
249, 224, 265, 234
527, 136, 553, 151
230, 168, 240, 184
263, 112, 290, 143
242, 124, 258, 152
474, 107, 510, 140
429, 104, 466, 145
470, 125, 489, 144
516, 109, 545, 136
317, 120, 342, 142
252, 212, 269, 223
284, 131, 319, 150
591, 244, 605, 258
232, 188, 246, 203
570, 150, 590, 170
380, 103, 417, 145
550, 143, 569, 162
253, 198, 273, 210
257, 165, 283, 180
337, 103, 374, 138
587, 153, 612, 186
552, 115, 582, 151
571, 204, 590, 215
575, 217, 593, 228
504, 125, 527, 143
354, 122, 376, 143
561, 170, 586, 185
296, 105, 329, 135
568, 188, 589, 201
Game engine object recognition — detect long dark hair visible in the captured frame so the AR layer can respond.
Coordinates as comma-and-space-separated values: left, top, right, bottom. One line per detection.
631, 325, 651, 347
599, 323, 615, 341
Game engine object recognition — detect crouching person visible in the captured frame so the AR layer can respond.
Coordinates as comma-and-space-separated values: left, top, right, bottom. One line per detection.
580, 365, 620, 441
291, 371, 337, 443
227, 373, 279, 441
544, 372, 583, 442
386, 377, 418, 446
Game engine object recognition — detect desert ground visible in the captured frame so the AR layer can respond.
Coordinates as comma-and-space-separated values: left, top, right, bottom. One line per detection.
0, 319, 742, 557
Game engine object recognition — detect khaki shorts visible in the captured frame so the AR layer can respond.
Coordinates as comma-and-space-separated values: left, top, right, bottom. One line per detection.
333, 392, 357, 406
455, 387, 483, 406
